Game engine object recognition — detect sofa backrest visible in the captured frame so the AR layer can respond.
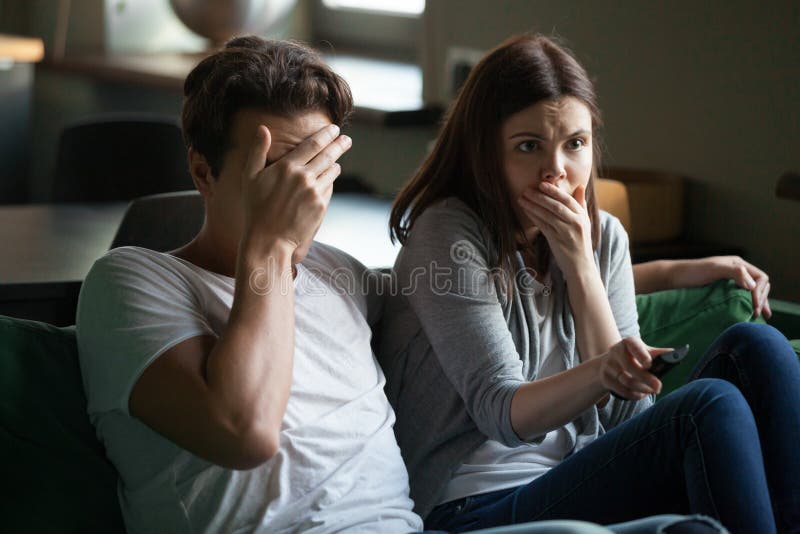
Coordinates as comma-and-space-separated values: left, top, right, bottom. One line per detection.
0, 315, 124, 533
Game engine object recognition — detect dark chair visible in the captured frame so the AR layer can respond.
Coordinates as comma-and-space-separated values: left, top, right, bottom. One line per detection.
53, 114, 193, 202
111, 190, 204, 252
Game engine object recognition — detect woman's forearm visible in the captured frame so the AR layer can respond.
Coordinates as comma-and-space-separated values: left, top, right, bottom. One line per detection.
510, 357, 608, 439
632, 260, 676, 294
633, 258, 721, 294
565, 262, 621, 363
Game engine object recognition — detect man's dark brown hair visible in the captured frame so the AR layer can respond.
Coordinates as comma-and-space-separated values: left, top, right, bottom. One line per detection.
182, 36, 353, 177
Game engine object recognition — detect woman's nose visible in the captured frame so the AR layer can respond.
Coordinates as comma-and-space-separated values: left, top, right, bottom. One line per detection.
541, 153, 566, 183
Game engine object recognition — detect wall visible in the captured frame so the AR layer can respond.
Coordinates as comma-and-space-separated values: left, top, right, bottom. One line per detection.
422, 0, 800, 300
4, 0, 798, 299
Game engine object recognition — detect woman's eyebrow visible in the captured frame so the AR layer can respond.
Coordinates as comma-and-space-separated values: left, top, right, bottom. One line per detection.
509, 131, 545, 140
508, 129, 589, 140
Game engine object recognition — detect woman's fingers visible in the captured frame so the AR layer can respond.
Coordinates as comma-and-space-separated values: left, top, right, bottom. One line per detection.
522, 189, 576, 225
518, 196, 555, 234
733, 264, 758, 291
573, 183, 587, 210
624, 339, 664, 392
763, 290, 773, 319
608, 367, 650, 401
752, 274, 769, 318
729, 257, 770, 318
539, 182, 584, 213
756, 281, 771, 319
604, 339, 663, 397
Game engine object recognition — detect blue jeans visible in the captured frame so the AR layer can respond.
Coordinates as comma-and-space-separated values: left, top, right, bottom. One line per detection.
425, 323, 800, 534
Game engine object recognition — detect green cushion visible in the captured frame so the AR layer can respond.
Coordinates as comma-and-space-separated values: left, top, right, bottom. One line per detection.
635, 279, 764, 397
0, 315, 124, 533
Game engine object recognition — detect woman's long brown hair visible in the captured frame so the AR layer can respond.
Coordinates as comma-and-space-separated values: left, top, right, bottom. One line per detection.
390, 34, 603, 279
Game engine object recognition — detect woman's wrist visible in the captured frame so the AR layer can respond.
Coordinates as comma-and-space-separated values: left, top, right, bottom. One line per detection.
562, 254, 600, 287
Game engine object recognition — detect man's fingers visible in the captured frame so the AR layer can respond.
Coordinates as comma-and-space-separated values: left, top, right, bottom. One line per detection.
315, 163, 342, 192
243, 125, 272, 180
306, 134, 352, 177
288, 124, 341, 165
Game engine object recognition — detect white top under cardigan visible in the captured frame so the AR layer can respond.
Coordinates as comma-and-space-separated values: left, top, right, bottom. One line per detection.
439, 272, 575, 504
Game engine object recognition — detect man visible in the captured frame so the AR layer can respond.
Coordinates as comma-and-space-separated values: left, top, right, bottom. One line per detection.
76, 36, 423, 533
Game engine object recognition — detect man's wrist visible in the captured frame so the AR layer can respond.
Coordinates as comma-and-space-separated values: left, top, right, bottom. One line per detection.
234, 237, 296, 300
239, 233, 296, 265
237, 233, 296, 286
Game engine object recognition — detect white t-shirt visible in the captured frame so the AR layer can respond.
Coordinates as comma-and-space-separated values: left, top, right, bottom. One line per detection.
439, 274, 575, 504
76, 244, 422, 534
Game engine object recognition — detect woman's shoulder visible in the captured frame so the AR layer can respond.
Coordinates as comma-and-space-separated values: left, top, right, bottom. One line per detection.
417, 196, 481, 223
598, 210, 629, 243
596, 209, 631, 265
398, 196, 494, 270
411, 196, 487, 242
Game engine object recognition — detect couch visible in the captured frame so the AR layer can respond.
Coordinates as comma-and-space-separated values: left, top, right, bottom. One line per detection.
4, 181, 799, 531
2, 279, 799, 533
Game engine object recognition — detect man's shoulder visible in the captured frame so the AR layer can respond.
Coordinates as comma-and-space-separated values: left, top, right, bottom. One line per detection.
305, 241, 367, 274
78, 246, 212, 331
88, 246, 172, 278
87, 246, 226, 290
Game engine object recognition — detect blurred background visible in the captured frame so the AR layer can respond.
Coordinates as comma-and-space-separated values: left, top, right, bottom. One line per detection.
0, 0, 798, 300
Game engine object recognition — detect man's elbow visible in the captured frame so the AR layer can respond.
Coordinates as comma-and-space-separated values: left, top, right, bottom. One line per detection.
216, 419, 281, 470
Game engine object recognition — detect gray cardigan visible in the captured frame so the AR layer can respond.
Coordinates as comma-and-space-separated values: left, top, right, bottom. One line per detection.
378, 197, 653, 518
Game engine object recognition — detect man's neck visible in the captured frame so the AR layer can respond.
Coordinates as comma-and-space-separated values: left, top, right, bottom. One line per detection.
171, 227, 299, 280
170, 225, 239, 278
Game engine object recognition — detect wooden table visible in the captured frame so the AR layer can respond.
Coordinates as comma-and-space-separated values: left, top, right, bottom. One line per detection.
0, 194, 399, 325
0, 203, 126, 325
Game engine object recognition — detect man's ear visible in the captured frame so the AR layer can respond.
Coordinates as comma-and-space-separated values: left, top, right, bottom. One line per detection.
188, 148, 216, 198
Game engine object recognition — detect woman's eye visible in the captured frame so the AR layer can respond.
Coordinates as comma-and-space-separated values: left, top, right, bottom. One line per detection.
517, 141, 539, 153
567, 138, 586, 150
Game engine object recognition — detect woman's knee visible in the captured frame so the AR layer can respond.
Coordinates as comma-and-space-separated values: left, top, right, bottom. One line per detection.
714, 322, 796, 369
670, 378, 751, 421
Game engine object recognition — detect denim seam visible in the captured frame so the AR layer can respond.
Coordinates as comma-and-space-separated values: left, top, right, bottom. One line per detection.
522, 414, 694, 522
688, 413, 720, 520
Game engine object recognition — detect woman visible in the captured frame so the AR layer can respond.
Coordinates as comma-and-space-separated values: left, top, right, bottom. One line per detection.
380, 34, 799, 533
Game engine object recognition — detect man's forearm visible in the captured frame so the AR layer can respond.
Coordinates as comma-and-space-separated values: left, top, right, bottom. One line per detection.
204, 238, 296, 450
